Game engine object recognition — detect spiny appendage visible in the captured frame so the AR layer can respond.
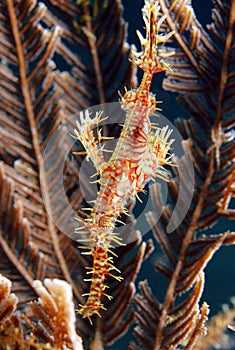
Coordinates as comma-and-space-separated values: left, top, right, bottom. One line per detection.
132, 0, 175, 74
137, 125, 175, 182
77, 246, 122, 323
149, 125, 175, 166
72, 110, 112, 172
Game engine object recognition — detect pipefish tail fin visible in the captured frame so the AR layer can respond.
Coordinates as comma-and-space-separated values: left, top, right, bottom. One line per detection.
77, 246, 122, 321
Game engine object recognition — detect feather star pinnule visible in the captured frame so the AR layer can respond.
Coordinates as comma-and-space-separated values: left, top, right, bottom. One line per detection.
72, 0, 175, 323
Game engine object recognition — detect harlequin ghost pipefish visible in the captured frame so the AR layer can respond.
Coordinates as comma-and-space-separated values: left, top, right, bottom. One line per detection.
72, 0, 175, 323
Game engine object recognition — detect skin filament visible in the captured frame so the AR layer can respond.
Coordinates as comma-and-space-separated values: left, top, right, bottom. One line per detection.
72, 0, 175, 323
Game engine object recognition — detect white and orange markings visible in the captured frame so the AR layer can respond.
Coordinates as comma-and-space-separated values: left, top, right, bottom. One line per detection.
72, 0, 175, 322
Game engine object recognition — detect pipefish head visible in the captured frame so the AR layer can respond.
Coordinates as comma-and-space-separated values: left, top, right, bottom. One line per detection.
132, 0, 175, 74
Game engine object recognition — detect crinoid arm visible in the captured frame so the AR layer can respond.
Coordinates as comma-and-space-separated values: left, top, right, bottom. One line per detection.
72, 110, 109, 173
